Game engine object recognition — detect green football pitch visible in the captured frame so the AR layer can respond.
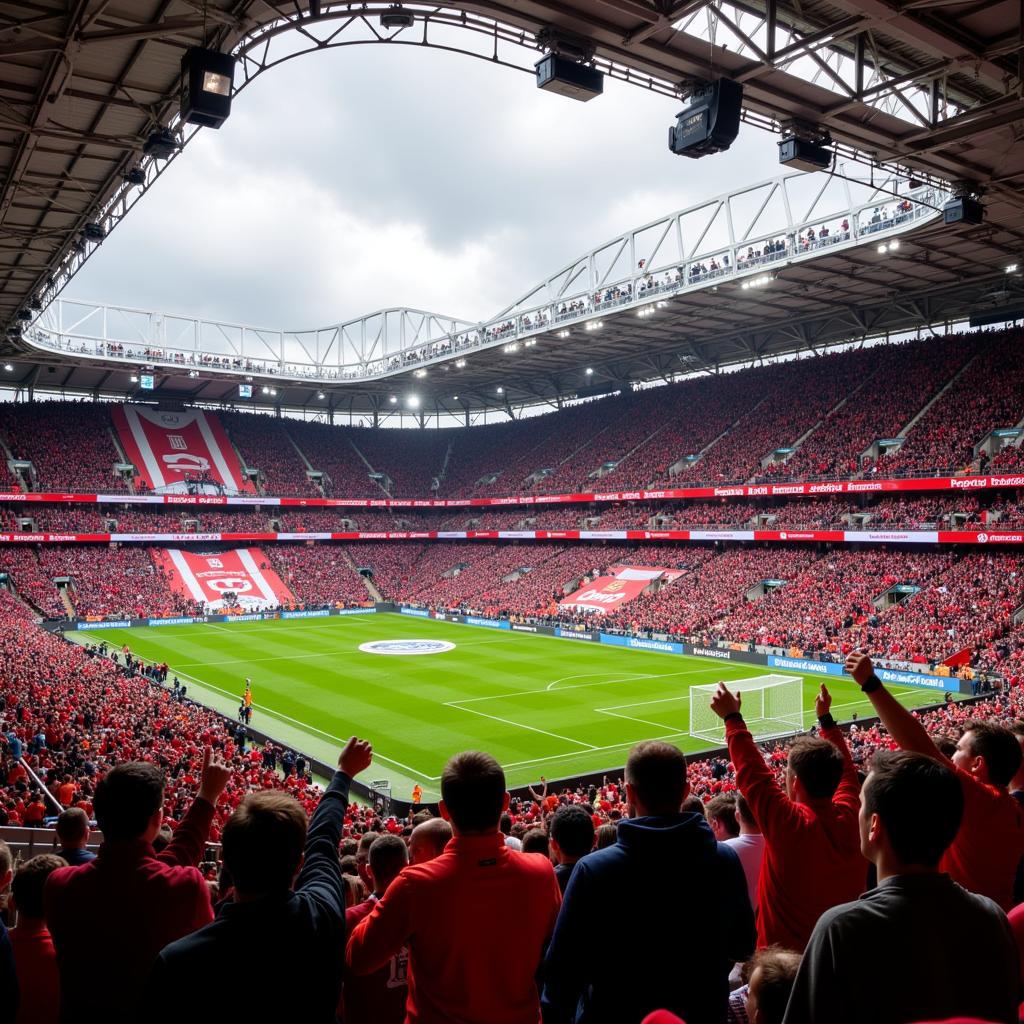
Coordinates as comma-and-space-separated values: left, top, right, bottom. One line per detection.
75, 613, 950, 801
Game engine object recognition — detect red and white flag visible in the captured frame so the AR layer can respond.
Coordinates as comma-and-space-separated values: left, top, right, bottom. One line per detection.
112, 405, 254, 494
153, 547, 293, 609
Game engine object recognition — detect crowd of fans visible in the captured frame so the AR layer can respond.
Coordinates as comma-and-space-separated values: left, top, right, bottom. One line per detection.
3, 602, 1024, 1022
3, 330, 1023, 507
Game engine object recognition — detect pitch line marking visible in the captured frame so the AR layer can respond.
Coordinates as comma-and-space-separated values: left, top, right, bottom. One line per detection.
443, 701, 598, 750
139, 666, 437, 781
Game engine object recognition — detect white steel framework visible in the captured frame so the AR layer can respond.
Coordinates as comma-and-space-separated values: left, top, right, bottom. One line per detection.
25, 172, 946, 385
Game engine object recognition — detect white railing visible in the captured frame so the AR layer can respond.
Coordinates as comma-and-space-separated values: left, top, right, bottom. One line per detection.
25, 180, 945, 385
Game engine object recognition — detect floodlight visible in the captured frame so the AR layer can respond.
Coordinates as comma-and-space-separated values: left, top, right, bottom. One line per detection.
1007, 264, 1019, 274
317, 391, 325, 399
585, 367, 594, 375
557, 330, 570, 338
407, 394, 420, 409
455, 359, 466, 368
877, 244, 888, 254
129, 374, 139, 383
3, 364, 12, 372
496, 386, 504, 394
414, 369, 427, 378
180, 48, 236, 128
889, 240, 900, 251
389, 395, 398, 404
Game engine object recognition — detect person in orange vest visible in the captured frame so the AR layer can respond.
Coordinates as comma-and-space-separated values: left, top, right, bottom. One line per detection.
411, 784, 422, 806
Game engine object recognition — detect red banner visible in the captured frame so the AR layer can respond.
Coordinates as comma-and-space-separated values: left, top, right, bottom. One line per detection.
0, 472, 1023, 509
943, 646, 973, 668
112, 406, 254, 494
152, 547, 293, 609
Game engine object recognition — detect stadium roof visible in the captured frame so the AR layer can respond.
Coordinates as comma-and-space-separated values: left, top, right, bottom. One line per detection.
0, 1, 1022, 417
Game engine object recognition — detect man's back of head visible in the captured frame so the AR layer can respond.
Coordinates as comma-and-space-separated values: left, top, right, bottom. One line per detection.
735, 793, 759, 835
221, 791, 308, 897
439, 751, 506, 834
408, 817, 453, 864
94, 762, 165, 841
366, 834, 409, 894
56, 807, 90, 850
744, 946, 801, 1024
625, 741, 688, 816
786, 737, 844, 803
862, 750, 963, 870
12, 854, 67, 921
550, 805, 595, 864
706, 794, 740, 840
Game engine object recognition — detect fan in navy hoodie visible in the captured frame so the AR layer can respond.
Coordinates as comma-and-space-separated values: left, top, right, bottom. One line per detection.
542, 740, 755, 1024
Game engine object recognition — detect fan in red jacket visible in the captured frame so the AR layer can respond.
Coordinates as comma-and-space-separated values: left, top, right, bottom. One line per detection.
711, 681, 866, 951
45, 746, 232, 1024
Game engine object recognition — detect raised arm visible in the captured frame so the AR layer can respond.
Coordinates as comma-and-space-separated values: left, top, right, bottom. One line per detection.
815, 685, 861, 811
158, 745, 229, 867
845, 653, 944, 761
710, 683, 802, 838
528, 776, 548, 803
296, 737, 372, 915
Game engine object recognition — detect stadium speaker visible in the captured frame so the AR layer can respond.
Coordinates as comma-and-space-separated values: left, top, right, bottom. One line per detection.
668, 79, 743, 159
943, 196, 984, 226
535, 54, 603, 101
778, 137, 831, 172
180, 48, 236, 129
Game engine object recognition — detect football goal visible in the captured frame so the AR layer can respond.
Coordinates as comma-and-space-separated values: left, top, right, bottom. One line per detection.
689, 674, 804, 745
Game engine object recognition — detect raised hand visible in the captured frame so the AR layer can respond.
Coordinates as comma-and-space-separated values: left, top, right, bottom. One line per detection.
845, 651, 874, 686
815, 683, 832, 719
197, 745, 232, 805
338, 737, 373, 778
710, 682, 742, 720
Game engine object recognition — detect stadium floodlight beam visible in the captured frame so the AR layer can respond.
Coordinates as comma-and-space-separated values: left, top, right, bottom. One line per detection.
3, 364, 12, 372
407, 394, 420, 409
585, 367, 594, 375
389, 395, 398, 404
180, 48, 236, 129
414, 369, 427, 378
317, 391, 325, 399
1007, 264, 1020, 274
455, 359, 466, 368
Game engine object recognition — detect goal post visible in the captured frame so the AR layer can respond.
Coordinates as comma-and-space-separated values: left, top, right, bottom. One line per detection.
689, 674, 804, 745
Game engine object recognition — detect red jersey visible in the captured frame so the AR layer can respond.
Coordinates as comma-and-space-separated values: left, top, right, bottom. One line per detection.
347, 832, 561, 1024
10, 919, 60, 1024
726, 717, 865, 951
942, 762, 1024, 910
340, 897, 407, 1024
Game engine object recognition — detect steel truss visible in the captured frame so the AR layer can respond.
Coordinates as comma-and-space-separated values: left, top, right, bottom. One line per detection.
25, 171, 946, 385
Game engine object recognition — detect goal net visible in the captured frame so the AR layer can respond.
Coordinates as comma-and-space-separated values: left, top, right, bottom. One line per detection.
689, 674, 804, 745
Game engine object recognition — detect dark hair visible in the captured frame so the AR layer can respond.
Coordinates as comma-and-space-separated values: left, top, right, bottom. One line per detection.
864, 750, 964, 867
706, 794, 740, 837
340, 855, 359, 877
788, 737, 844, 800
550, 805, 595, 859
625, 741, 688, 814
357, 833, 376, 857
735, 792, 756, 828
681, 795, 706, 816
367, 834, 408, 889
12, 854, 67, 919
94, 762, 165, 840
934, 735, 958, 759
747, 946, 802, 1024
499, 812, 513, 836
521, 829, 550, 856
594, 822, 617, 849
963, 720, 1022, 788
410, 809, 434, 827
56, 807, 90, 845
440, 751, 506, 833
411, 816, 453, 857
221, 791, 308, 895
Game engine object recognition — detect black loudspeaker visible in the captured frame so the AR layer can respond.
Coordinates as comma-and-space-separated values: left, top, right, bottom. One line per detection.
943, 197, 984, 226
668, 79, 743, 158
535, 55, 604, 101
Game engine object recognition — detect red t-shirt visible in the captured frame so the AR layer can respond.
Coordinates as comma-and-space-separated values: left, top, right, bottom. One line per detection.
347, 832, 561, 1024
942, 763, 1024, 911
340, 897, 407, 1024
10, 919, 60, 1024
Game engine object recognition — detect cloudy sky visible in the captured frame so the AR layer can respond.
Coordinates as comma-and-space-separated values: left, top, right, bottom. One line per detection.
68, 41, 777, 329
